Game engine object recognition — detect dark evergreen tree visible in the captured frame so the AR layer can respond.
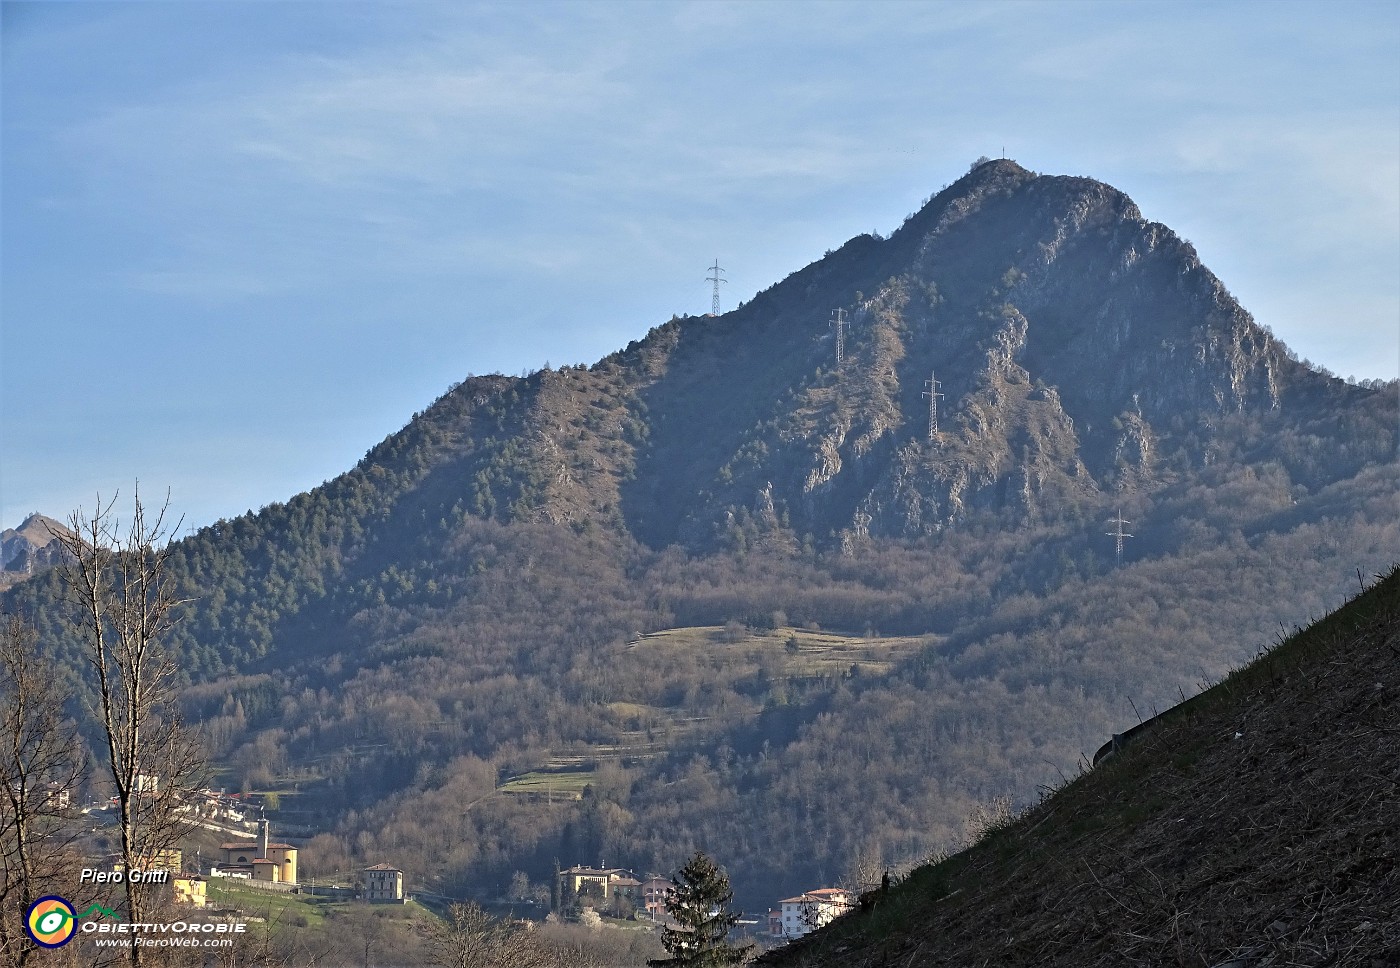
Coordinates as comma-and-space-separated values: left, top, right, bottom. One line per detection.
650, 851, 753, 967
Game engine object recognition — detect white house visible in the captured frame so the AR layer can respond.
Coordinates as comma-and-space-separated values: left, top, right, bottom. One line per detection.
776, 888, 853, 939
362, 864, 405, 903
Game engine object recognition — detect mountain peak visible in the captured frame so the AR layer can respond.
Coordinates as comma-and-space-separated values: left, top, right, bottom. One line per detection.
403, 161, 1391, 551
1, 511, 72, 575
598, 160, 1391, 548
2, 511, 68, 545
960, 155, 1033, 182
892, 157, 1039, 243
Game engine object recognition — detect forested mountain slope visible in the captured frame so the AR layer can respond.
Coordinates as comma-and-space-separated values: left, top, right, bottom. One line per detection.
761, 565, 1400, 967
5, 159, 1396, 913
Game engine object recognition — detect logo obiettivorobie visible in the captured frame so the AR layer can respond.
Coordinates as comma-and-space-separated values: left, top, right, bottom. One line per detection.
24, 897, 117, 948
25, 896, 77, 948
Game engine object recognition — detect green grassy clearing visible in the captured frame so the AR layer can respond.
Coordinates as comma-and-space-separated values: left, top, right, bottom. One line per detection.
633, 624, 931, 677
205, 878, 337, 928
498, 769, 596, 799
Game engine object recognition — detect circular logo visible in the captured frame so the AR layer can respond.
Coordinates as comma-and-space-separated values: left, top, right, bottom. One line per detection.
25, 896, 77, 948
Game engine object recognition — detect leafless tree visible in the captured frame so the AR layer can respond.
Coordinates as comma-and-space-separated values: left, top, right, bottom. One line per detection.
53, 490, 206, 967
960, 794, 1016, 848
427, 901, 544, 968
839, 840, 884, 897
0, 614, 86, 967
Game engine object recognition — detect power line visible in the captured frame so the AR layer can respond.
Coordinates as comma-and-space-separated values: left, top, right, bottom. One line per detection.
922, 370, 944, 440
1105, 510, 1134, 568
706, 259, 726, 316
830, 309, 848, 364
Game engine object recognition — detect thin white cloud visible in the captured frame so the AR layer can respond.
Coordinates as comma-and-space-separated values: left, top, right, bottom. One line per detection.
230, 62, 628, 186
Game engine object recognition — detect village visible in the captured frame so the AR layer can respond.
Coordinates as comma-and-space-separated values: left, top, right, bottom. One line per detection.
64, 777, 855, 951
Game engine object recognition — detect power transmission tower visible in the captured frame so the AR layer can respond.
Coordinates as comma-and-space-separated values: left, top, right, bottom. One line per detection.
830, 308, 848, 364
706, 259, 726, 316
1105, 510, 1134, 567
923, 370, 944, 440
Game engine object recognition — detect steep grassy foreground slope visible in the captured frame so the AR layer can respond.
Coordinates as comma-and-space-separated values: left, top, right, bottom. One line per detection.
762, 566, 1400, 967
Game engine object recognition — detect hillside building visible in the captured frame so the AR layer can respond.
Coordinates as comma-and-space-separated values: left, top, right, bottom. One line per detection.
44, 783, 71, 811
173, 877, 207, 907
112, 847, 182, 875
362, 864, 405, 903
218, 819, 298, 884
557, 865, 641, 905
641, 876, 673, 917
776, 887, 853, 939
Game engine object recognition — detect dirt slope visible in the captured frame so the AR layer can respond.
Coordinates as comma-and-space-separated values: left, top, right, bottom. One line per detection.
761, 566, 1400, 968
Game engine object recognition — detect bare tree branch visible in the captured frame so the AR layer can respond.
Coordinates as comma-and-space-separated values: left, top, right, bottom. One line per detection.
427, 901, 545, 968
54, 489, 206, 968
0, 614, 86, 968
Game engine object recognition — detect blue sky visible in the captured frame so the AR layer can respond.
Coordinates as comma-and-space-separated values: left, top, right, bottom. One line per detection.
3, 0, 1397, 533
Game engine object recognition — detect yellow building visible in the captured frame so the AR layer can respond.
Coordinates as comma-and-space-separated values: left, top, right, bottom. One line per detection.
557, 866, 640, 903
173, 877, 207, 907
219, 819, 298, 884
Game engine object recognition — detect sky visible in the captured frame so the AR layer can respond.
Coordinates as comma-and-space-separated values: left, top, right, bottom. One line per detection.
3, 0, 1398, 534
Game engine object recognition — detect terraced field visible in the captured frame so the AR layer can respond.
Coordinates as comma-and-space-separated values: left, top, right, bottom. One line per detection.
495, 625, 936, 800
629, 624, 931, 678
497, 768, 596, 801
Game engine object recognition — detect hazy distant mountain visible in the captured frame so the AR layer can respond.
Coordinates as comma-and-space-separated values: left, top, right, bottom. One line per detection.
0, 511, 71, 579
6, 160, 1396, 915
